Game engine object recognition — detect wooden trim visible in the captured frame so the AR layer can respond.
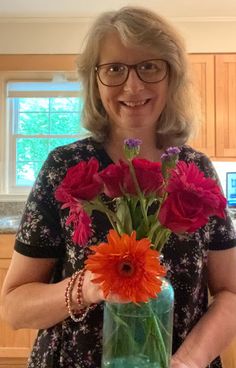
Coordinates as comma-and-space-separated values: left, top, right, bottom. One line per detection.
0, 356, 28, 365
0, 55, 78, 71
0, 348, 30, 358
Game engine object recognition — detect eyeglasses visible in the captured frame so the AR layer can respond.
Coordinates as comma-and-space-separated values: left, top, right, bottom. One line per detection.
95, 59, 169, 87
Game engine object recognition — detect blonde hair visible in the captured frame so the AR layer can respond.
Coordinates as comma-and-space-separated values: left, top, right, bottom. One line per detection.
77, 6, 197, 149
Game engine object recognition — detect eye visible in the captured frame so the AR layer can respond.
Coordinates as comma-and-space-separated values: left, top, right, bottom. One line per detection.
138, 61, 163, 72
104, 64, 126, 75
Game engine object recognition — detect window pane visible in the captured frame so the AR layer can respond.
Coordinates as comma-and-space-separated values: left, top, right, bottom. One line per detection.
10, 94, 86, 189
18, 98, 49, 112
17, 113, 49, 134
16, 161, 44, 186
16, 138, 49, 162
50, 97, 81, 112
50, 113, 81, 134
49, 138, 78, 151
16, 137, 78, 186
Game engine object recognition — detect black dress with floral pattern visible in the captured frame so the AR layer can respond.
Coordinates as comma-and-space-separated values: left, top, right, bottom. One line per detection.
15, 137, 236, 368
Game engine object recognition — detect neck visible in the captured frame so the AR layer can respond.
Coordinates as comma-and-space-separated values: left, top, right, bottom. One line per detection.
104, 129, 163, 162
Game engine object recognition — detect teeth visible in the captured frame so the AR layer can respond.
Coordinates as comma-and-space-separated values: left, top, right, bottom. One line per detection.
123, 100, 147, 107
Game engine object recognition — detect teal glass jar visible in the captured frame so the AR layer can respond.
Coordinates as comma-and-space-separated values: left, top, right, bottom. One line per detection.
102, 278, 174, 368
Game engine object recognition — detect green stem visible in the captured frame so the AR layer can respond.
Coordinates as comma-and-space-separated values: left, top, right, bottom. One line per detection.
153, 227, 171, 252
127, 160, 149, 230
105, 303, 139, 356
86, 199, 124, 233
149, 304, 169, 368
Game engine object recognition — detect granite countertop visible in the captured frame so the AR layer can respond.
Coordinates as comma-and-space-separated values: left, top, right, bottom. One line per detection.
0, 205, 235, 235
0, 215, 21, 234
0, 201, 24, 234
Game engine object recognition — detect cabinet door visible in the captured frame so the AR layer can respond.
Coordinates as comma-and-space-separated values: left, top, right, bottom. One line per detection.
221, 337, 236, 368
188, 54, 215, 157
215, 54, 236, 158
0, 236, 37, 363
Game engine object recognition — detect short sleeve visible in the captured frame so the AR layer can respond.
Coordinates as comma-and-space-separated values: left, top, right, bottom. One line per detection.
15, 150, 66, 258
198, 153, 236, 251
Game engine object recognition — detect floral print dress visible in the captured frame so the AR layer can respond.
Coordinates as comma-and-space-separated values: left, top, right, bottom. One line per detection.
15, 137, 236, 368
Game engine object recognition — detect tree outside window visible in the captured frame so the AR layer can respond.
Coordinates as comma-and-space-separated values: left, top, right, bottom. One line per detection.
11, 96, 86, 186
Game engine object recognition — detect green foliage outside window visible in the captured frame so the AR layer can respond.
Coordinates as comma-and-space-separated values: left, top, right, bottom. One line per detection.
14, 97, 86, 186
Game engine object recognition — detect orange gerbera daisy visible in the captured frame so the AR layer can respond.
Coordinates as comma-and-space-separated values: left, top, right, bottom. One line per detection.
85, 230, 166, 303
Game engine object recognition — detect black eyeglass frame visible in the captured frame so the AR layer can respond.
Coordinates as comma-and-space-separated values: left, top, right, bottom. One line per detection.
95, 59, 169, 87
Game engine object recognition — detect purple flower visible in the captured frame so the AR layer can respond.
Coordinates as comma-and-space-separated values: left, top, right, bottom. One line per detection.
161, 146, 181, 161
124, 138, 142, 160
166, 147, 181, 155
161, 146, 181, 178
124, 138, 142, 148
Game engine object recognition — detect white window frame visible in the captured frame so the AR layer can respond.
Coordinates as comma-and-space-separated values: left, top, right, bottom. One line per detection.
0, 71, 85, 200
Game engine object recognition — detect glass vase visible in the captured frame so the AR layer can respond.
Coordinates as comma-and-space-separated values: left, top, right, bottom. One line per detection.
102, 278, 174, 368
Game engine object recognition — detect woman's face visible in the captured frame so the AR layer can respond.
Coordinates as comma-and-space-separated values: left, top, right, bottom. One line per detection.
96, 32, 169, 134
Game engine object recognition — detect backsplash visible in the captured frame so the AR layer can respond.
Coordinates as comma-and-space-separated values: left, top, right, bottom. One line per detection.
0, 201, 25, 216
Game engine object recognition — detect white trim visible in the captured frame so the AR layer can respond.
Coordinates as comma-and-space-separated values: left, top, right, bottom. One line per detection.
0, 194, 28, 201
0, 16, 94, 24
1, 16, 236, 24
7, 81, 82, 97
0, 76, 85, 196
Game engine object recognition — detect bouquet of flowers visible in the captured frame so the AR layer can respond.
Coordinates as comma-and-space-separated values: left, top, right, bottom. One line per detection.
55, 138, 226, 367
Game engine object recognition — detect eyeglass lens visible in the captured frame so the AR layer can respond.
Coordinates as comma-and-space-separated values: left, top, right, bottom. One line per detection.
96, 59, 168, 86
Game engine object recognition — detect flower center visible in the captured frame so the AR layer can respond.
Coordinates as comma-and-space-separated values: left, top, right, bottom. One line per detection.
118, 260, 135, 277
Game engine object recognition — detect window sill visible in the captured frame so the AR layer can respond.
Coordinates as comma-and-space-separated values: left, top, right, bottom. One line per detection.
0, 194, 28, 202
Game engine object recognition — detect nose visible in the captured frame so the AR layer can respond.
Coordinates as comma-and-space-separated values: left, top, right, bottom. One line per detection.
123, 68, 145, 92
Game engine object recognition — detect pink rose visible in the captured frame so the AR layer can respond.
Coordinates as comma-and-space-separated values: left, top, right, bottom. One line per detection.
55, 158, 103, 202
158, 161, 226, 233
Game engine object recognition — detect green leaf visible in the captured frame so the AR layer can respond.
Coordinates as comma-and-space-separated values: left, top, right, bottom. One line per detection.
116, 200, 133, 234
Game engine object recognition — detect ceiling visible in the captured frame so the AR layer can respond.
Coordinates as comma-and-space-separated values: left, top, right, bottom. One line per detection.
0, 0, 236, 20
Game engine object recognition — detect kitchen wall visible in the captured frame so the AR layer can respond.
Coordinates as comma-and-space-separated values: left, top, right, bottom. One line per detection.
0, 18, 236, 54
0, 15, 235, 202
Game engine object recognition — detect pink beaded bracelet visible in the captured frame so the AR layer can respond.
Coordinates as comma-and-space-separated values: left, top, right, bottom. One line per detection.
65, 269, 96, 322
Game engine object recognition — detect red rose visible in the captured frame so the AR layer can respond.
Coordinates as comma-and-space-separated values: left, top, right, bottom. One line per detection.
99, 159, 164, 199
133, 158, 164, 196
55, 158, 103, 202
98, 161, 135, 198
158, 161, 226, 233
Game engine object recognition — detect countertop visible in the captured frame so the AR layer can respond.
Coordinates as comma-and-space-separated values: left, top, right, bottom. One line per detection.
0, 209, 236, 234
0, 215, 21, 233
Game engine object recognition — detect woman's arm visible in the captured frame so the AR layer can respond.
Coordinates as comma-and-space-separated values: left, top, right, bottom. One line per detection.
171, 246, 236, 368
0, 251, 104, 330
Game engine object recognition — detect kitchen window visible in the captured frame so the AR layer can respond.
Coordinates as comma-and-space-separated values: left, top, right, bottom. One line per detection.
1, 79, 87, 198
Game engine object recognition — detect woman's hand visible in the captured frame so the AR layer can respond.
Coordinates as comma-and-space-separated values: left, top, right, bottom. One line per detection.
72, 269, 129, 309
80, 270, 104, 306
171, 355, 199, 368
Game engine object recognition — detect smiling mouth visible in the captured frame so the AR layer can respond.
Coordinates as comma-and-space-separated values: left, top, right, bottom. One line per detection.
121, 99, 150, 107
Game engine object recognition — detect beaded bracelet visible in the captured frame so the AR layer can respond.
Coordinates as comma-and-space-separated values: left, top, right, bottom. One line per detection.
65, 269, 96, 322
76, 268, 97, 321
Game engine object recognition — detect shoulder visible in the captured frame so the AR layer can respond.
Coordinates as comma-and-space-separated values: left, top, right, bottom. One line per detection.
35, 136, 105, 190
43, 136, 104, 172
179, 145, 217, 179
179, 144, 208, 163
48, 136, 103, 167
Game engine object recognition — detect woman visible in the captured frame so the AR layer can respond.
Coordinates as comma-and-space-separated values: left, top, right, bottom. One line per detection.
1, 6, 236, 368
